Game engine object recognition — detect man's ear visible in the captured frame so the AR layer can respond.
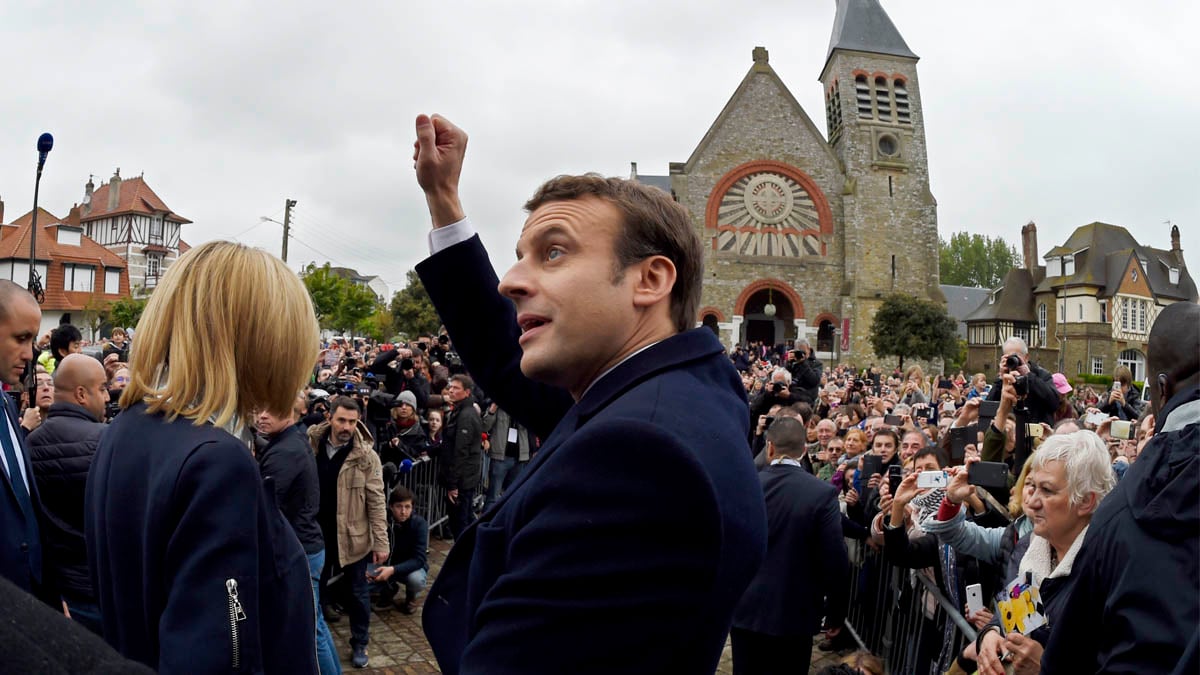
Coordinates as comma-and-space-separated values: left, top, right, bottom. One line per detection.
765, 440, 776, 463
631, 256, 676, 309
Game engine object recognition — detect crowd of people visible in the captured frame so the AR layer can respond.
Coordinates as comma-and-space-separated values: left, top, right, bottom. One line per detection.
0, 110, 1194, 675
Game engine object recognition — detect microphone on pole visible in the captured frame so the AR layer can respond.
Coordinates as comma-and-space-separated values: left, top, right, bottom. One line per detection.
37, 133, 54, 172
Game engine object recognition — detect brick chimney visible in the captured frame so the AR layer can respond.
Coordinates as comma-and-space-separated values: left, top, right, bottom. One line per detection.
107, 168, 122, 212
82, 175, 95, 216
1021, 221, 1038, 270
1171, 224, 1181, 254
0, 194, 5, 225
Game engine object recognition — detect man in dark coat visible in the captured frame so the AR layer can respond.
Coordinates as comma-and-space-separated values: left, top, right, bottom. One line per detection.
412, 113, 766, 675
1041, 301, 1200, 675
732, 417, 848, 674
28, 354, 109, 634
440, 374, 482, 540
786, 338, 823, 404
0, 281, 53, 605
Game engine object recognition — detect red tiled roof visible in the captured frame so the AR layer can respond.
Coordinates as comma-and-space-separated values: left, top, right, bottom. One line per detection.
81, 175, 192, 224
0, 207, 130, 311
8, 207, 60, 228
179, 239, 191, 254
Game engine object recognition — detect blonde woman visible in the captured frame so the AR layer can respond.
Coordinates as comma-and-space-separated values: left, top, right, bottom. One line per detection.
85, 242, 320, 674
900, 365, 928, 405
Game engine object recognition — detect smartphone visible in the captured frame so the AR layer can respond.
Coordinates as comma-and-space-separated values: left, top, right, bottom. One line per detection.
366, 562, 381, 581
888, 465, 903, 495
968, 461, 1009, 489
861, 454, 883, 481
1025, 423, 1044, 439
1111, 419, 1134, 440
917, 471, 949, 489
884, 414, 903, 426
978, 401, 1000, 420
965, 583, 984, 615
949, 426, 972, 465
1085, 411, 1108, 426
942, 401, 957, 414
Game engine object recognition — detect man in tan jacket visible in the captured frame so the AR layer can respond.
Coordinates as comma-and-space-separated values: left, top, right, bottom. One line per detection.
310, 396, 388, 668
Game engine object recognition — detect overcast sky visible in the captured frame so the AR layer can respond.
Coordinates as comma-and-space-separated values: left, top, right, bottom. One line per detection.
1, 0, 1196, 298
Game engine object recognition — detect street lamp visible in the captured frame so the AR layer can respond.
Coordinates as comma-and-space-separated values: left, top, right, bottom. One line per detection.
763, 288, 777, 317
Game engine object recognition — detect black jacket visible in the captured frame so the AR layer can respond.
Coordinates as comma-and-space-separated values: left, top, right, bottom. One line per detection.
1041, 386, 1200, 675
986, 361, 1058, 427
733, 463, 848, 635
256, 424, 324, 555
27, 403, 105, 602
786, 354, 822, 404
368, 349, 431, 408
440, 395, 483, 491
85, 403, 316, 674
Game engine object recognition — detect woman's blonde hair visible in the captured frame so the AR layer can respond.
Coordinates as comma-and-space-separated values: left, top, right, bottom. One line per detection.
121, 241, 319, 427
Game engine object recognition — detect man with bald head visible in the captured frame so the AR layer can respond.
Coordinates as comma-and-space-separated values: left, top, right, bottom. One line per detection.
0, 280, 52, 602
28, 353, 109, 634
1042, 301, 1199, 674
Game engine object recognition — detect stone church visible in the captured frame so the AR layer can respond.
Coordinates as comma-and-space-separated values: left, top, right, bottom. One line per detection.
634, 0, 942, 365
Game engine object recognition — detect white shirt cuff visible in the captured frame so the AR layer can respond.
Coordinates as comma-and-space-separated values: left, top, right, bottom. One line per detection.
427, 217, 476, 255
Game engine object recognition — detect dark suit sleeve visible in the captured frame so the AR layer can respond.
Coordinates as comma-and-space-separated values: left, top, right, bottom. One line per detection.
882, 525, 939, 570
368, 349, 399, 376
817, 490, 851, 628
416, 235, 573, 441
158, 441, 271, 674
458, 421, 723, 674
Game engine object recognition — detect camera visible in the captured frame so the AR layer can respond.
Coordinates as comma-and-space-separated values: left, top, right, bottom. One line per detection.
1004, 354, 1022, 372
1012, 374, 1029, 397
771, 382, 784, 394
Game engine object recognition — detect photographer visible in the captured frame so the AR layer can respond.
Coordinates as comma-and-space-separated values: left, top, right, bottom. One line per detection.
1099, 365, 1143, 422
749, 369, 795, 431
985, 336, 1058, 428
786, 338, 822, 405
369, 348, 432, 409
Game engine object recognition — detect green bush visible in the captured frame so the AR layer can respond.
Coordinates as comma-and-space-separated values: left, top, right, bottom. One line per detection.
1076, 374, 1114, 387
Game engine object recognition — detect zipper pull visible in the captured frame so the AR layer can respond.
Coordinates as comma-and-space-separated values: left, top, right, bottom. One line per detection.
226, 578, 247, 622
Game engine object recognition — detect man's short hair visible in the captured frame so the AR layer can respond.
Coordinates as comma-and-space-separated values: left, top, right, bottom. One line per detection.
389, 485, 415, 505
912, 446, 947, 468
50, 324, 82, 359
1004, 336, 1029, 356
873, 427, 901, 448
524, 174, 703, 333
449, 373, 474, 392
787, 401, 812, 426
330, 395, 361, 417
765, 417, 807, 457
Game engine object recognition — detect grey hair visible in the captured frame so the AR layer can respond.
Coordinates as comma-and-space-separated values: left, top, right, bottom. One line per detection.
794, 338, 811, 350
1004, 336, 1029, 357
771, 367, 792, 385
1029, 430, 1115, 507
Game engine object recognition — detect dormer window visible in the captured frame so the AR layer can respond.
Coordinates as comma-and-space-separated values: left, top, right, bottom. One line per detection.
1047, 257, 1062, 277
150, 215, 164, 242
56, 226, 82, 247
1063, 255, 1075, 276
1170, 267, 1181, 284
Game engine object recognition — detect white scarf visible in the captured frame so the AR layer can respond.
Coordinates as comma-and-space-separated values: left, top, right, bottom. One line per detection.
1018, 525, 1089, 585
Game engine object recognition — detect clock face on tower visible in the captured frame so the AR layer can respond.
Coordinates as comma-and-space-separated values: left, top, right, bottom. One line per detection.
715, 171, 824, 257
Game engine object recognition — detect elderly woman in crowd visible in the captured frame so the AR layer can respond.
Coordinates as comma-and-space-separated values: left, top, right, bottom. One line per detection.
85, 241, 320, 674
924, 431, 1115, 675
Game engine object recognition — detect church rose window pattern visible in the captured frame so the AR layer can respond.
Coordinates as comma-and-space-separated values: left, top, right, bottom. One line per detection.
715, 172, 823, 258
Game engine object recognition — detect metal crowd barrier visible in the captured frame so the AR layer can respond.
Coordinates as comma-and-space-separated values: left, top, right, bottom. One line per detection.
387, 452, 491, 537
842, 539, 978, 675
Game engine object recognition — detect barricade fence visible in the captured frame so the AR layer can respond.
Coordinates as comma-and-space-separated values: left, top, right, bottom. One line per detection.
843, 539, 977, 675
383, 451, 491, 538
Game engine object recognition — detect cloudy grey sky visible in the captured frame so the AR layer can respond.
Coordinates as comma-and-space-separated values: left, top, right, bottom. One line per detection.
2, 0, 1196, 296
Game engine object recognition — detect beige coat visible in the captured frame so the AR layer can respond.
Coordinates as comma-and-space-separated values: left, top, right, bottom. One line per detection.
308, 420, 389, 565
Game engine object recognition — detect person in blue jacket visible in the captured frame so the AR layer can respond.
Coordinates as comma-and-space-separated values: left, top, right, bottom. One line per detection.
411, 113, 767, 675
84, 241, 320, 674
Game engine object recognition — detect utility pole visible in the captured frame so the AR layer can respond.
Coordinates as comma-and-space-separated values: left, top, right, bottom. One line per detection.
282, 198, 296, 263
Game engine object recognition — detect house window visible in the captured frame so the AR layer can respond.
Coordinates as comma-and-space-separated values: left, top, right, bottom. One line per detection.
1047, 257, 1062, 277
1014, 325, 1031, 346
1100, 301, 1107, 323
150, 216, 164, 242
147, 255, 161, 277
1037, 303, 1047, 346
1077, 361, 1083, 375
1169, 267, 1181, 284
1064, 255, 1075, 276
57, 227, 82, 246
1091, 356, 1104, 375
62, 264, 95, 292
1137, 299, 1147, 333
1121, 299, 1130, 331
855, 75, 872, 118
105, 269, 121, 295
1118, 349, 1145, 383
1078, 304, 1083, 321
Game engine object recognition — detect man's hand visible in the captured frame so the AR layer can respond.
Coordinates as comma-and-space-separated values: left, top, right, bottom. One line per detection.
20, 407, 41, 432
866, 473, 882, 490
877, 481, 894, 514
892, 471, 920, 508
447, 488, 459, 504
372, 550, 388, 565
844, 487, 859, 506
945, 459, 976, 505
372, 565, 395, 582
414, 113, 467, 227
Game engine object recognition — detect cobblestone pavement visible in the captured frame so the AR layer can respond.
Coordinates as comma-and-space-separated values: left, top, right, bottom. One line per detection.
331, 537, 848, 674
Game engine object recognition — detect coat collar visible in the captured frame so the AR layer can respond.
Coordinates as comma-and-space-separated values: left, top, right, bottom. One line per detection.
46, 402, 101, 423
574, 328, 733, 425
1019, 525, 1089, 583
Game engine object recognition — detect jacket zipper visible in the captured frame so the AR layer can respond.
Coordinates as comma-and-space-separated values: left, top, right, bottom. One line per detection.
226, 578, 247, 670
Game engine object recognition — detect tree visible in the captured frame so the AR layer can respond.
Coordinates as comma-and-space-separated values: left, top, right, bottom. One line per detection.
389, 270, 441, 337
80, 293, 109, 340
358, 306, 394, 342
939, 232, 1020, 287
108, 295, 148, 332
868, 293, 959, 369
300, 262, 379, 335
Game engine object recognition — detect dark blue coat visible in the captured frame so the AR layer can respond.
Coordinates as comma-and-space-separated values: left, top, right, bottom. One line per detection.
733, 462, 849, 636
84, 403, 317, 674
1041, 386, 1200, 675
0, 397, 48, 600
417, 235, 767, 675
